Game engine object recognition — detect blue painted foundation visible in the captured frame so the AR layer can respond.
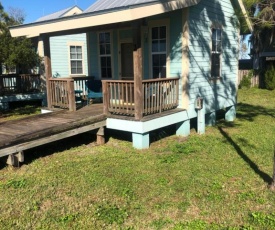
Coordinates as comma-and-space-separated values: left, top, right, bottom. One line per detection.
176, 120, 190, 137
225, 105, 236, 122
206, 111, 216, 126
132, 132, 150, 149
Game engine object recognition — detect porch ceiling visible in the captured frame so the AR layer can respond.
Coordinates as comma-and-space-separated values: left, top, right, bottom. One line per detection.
10, 0, 201, 38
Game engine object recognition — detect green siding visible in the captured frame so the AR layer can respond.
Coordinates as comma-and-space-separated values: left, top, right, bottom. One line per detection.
50, 34, 88, 77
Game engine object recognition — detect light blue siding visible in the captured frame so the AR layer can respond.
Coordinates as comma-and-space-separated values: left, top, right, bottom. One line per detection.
50, 34, 88, 78
87, 31, 119, 80
88, 32, 99, 78
188, 0, 239, 118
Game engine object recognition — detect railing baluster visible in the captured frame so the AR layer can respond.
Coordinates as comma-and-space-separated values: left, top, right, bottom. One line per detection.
100, 78, 179, 119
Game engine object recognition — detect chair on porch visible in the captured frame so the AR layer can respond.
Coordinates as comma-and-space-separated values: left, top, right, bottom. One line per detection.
85, 79, 103, 104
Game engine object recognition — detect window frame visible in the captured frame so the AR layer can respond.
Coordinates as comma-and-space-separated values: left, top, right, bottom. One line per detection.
210, 26, 222, 79
149, 19, 170, 79
98, 31, 113, 79
68, 42, 85, 76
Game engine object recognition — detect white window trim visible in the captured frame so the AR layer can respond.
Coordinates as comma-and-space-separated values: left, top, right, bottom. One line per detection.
148, 19, 170, 79
67, 41, 85, 76
98, 31, 114, 79
210, 24, 222, 79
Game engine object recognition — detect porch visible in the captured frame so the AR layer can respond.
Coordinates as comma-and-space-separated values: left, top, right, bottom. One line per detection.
0, 74, 46, 110
47, 76, 180, 120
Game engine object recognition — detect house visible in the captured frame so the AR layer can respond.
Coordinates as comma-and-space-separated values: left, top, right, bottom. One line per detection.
10, 0, 251, 149
34, 6, 88, 78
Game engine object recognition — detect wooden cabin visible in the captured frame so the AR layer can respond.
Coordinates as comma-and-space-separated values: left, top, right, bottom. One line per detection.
10, 0, 251, 149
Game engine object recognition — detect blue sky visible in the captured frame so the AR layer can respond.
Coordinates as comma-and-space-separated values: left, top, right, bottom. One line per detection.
1, 0, 96, 23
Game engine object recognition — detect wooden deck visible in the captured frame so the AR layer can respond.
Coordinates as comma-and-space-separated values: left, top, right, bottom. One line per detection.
0, 104, 105, 165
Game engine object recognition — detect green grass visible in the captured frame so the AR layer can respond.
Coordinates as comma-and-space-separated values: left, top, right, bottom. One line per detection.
0, 104, 41, 122
0, 88, 275, 229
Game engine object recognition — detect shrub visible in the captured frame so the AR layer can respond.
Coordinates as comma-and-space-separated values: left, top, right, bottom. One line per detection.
239, 70, 253, 89
265, 66, 275, 90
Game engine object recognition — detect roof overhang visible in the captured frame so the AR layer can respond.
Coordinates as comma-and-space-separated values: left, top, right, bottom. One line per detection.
231, 0, 253, 34
10, 0, 201, 38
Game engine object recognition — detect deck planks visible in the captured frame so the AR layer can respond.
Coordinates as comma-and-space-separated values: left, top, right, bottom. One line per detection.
0, 104, 106, 158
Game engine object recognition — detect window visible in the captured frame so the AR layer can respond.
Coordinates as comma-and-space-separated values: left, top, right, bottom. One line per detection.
99, 32, 112, 78
211, 28, 222, 78
151, 26, 167, 78
70, 45, 83, 74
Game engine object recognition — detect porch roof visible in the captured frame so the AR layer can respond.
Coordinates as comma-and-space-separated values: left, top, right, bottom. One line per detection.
10, 0, 201, 38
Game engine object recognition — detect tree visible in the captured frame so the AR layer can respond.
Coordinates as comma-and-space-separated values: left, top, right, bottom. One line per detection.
243, 0, 275, 53
240, 36, 250, 59
0, 2, 40, 73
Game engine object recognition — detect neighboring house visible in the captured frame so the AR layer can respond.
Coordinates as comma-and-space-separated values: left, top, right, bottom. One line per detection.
10, 0, 251, 149
35, 6, 88, 78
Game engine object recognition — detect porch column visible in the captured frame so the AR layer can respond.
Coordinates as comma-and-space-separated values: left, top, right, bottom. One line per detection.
197, 103, 205, 135
133, 22, 143, 120
225, 105, 236, 122
132, 132, 149, 149
176, 120, 190, 137
42, 35, 52, 109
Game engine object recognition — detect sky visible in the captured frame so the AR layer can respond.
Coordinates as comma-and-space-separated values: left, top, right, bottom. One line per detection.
1, 0, 96, 23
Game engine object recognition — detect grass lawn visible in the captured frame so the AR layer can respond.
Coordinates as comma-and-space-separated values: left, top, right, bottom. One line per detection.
0, 88, 275, 229
0, 102, 41, 122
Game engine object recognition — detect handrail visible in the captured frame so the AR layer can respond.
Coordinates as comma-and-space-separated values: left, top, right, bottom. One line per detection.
102, 77, 179, 120
0, 74, 41, 95
48, 78, 76, 111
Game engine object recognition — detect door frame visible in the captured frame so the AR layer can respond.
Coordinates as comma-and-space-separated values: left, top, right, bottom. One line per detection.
118, 38, 133, 80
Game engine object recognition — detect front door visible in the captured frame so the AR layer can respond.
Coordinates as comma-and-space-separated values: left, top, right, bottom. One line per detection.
121, 43, 134, 80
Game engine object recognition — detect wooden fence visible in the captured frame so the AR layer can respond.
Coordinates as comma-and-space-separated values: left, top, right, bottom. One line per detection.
238, 70, 259, 87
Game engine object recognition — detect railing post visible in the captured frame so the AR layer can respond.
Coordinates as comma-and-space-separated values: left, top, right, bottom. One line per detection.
102, 81, 109, 115
68, 79, 76, 111
133, 21, 143, 120
42, 35, 52, 109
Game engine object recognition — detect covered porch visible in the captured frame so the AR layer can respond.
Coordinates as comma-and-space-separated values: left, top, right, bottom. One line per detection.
9, 0, 192, 148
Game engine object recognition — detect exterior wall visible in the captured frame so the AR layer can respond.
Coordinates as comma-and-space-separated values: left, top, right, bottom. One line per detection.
50, 34, 88, 78
87, 0, 239, 118
188, 0, 239, 118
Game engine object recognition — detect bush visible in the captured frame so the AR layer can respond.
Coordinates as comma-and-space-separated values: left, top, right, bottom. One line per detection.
239, 70, 253, 89
265, 66, 275, 90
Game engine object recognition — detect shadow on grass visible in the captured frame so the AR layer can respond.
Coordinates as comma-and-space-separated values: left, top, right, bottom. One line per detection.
237, 102, 275, 121
22, 132, 97, 165
218, 126, 272, 184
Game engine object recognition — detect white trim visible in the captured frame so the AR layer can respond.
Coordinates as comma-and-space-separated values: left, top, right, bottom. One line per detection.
97, 31, 114, 79
148, 19, 170, 79
107, 110, 189, 133
67, 41, 85, 76
10, 0, 201, 38
210, 25, 222, 79
118, 28, 134, 80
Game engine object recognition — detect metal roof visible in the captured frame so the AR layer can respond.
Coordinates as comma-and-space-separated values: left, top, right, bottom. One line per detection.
84, 0, 159, 13
36, 6, 82, 22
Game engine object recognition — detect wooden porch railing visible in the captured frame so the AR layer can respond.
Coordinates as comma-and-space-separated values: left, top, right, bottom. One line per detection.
48, 76, 95, 111
48, 78, 76, 111
72, 76, 93, 95
102, 77, 179, 120
0, 74, 41, 95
